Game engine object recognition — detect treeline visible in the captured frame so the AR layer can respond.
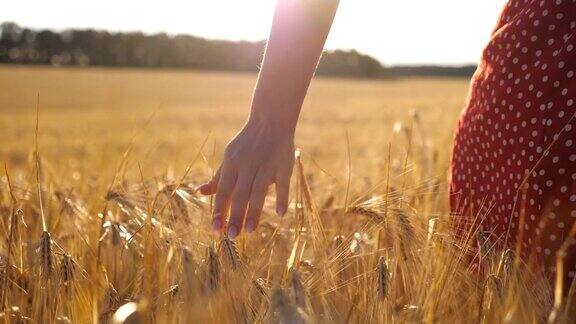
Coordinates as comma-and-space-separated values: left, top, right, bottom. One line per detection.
385, 65, 477, 78
0, 22, 476, 78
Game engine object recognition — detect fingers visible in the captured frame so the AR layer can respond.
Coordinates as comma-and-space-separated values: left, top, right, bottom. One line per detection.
244, 174, 271, 233
212, 164, 236, 231
275, 166, 293, 217
197, 167, 221, 195
206, 156, 293, 237
227, 172, 255, 238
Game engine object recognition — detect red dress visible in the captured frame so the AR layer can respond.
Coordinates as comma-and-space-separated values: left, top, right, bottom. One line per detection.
450, 0, 576, 281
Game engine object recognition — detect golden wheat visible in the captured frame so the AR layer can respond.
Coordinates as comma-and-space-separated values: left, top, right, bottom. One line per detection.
0, 67, 572, 323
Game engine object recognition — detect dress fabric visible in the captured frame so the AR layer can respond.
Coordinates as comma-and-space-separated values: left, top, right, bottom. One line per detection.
450, 0, 576, 280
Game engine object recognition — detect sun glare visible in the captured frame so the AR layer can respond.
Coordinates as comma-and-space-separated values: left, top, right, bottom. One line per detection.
2, 0, 507, 65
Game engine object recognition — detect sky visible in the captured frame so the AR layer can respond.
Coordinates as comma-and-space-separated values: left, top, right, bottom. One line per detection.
1, 0, 509, 65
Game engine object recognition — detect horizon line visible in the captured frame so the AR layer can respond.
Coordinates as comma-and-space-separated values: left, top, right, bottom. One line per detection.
0, 21, 480, 67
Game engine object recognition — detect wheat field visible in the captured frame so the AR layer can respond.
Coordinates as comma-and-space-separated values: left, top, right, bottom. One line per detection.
0, 65, 573, 323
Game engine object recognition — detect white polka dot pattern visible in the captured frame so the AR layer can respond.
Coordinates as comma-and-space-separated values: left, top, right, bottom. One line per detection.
450, 0, 576, 279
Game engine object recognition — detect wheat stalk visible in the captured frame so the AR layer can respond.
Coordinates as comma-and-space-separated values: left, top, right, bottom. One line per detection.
220, 237, 242, 271
376, 256, 389, 301
207, 245, 220, 292
37, 231, 53, 283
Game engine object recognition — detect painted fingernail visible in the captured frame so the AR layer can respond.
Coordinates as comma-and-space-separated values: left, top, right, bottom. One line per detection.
276, 207, 287, 217
228, 225, 238, 238
212, 218, 222, 231
227, 225, 238, 238
196, 184, 210, 195
245, 220, 256, 233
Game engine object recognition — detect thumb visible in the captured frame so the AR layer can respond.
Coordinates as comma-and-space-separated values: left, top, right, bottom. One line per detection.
196, 166, 221, 195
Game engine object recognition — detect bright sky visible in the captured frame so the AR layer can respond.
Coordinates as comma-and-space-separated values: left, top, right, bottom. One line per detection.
1, 0, 508, 65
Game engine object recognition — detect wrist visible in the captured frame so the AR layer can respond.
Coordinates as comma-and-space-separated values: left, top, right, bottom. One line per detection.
247, 109, 298, 137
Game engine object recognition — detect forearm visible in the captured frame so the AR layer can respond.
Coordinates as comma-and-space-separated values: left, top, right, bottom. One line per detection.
248, 0, 339, 133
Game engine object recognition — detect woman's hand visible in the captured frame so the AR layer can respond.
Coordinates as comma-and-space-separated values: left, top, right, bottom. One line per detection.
197, 120, 295, 238
196, 0, 339, 238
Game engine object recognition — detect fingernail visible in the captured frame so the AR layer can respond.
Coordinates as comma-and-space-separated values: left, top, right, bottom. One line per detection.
227, 225, 238, 238
276, 207, 287, 217
245, 220, 255, 233
196, 184, 209, 195
212, 218, 222, 231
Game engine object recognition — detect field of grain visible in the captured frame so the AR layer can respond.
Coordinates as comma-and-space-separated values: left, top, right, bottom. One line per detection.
0, 65, 571, 323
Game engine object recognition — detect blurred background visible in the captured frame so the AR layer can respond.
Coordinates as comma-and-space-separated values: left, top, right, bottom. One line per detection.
1, 0, 508, 73
0, 0, 506, 182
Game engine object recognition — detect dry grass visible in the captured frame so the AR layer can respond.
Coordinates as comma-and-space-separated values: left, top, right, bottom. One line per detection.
0, 65, 573, 323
